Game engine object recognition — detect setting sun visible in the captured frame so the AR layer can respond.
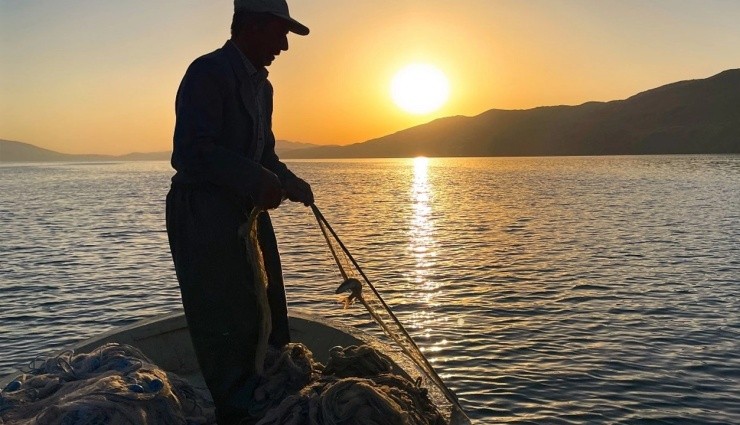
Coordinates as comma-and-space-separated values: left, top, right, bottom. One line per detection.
391, 64, 450, 115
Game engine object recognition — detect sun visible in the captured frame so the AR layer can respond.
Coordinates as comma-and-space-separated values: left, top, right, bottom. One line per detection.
391, 64, 450, 115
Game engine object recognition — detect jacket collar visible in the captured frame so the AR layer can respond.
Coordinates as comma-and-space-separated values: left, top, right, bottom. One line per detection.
223, 40, 268, 83
222, 40, 259, 123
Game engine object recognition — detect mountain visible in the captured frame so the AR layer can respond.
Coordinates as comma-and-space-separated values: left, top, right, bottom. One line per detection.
116, 151, 171, 161
4, 70, 739, 162
282, 69, 740, 158
1, 140, 99, 162
0, 140, 168, 163
0, 140, 318, 163
275, 140, 319, 156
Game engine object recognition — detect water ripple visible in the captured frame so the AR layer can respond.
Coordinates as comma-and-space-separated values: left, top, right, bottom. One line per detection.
1, 156, 739, 423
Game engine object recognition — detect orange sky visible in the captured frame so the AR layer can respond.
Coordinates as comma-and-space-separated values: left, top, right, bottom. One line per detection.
1, 1, 739, 155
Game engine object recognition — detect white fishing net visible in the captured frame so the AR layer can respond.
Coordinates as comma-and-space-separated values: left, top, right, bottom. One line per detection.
0, 343, 214, 425
0, 342, 446, 425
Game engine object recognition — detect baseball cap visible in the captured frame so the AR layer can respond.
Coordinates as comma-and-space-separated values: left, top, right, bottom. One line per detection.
234, 0, 309, 36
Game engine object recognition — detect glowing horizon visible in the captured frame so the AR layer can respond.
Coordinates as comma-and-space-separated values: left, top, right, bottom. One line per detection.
1, 1, 739, 155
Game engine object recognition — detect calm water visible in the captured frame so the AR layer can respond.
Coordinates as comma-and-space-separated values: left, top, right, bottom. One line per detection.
1, 156, 738, 424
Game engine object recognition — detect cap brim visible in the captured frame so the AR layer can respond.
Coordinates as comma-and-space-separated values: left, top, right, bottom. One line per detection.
271, 13, 309, 36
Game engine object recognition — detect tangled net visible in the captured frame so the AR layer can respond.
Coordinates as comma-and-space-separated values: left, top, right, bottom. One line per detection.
0, 343, 214, 425
255, 343, 446, 425
1, 342, 446, 425
239, 208, 272, 375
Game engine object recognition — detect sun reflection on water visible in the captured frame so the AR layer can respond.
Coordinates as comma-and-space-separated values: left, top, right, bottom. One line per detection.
410, 156, 436, 292
407, 157, 448, 357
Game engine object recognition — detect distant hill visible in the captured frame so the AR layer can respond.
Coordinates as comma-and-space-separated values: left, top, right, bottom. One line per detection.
275, 140, 319, 156
116, 151, 171, 161
0, 140, 318, 163
0, 140, 172, 163
0, 140, 95, 162
283, 69, 740, 158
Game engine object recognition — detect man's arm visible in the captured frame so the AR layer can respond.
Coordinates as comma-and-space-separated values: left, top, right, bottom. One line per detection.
260, 83, 314, 206
262, 130, 313, 206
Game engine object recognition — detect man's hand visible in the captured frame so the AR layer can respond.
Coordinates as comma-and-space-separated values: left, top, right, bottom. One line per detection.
284, 176, 314, 206
254, 167, 283, 209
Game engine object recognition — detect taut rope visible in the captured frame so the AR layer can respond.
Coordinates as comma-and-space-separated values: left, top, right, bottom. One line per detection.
310, 204, 469, 421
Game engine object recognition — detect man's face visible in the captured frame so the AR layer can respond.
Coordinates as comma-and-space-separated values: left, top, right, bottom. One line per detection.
244, 17, 290, 68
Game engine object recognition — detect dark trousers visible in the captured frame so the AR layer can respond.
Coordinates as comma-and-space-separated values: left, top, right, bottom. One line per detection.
166, 184, 290, 425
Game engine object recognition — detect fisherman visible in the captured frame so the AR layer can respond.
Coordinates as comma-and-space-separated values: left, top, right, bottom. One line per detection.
166, 1, 313, 423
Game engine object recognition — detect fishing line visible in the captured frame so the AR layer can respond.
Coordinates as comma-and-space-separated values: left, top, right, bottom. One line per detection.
309, 204, 469, 420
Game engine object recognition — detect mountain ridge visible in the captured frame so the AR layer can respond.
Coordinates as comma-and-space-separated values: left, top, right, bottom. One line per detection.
0, 139, 317, 163
3, 69, 739, 162
283, 68, 740, 158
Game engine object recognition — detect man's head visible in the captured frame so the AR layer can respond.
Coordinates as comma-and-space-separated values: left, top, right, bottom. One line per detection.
231, 0, 309, 68
233, 0, 309, 36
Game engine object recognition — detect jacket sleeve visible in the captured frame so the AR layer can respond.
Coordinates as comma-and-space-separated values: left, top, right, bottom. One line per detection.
260, 81, 297, 184
172, 57, 263, 198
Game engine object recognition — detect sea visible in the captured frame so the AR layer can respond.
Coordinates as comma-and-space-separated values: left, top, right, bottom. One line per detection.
1, 156, 738, 424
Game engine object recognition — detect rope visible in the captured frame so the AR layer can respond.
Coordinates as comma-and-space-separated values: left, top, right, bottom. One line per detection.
309, 204, 468, 420
239, 207, 272, 375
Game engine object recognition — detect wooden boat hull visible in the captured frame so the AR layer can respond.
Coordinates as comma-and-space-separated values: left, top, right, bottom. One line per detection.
68, 311, 365, 384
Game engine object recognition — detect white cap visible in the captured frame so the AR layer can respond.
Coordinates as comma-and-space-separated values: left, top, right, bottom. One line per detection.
234, 0, 309, 36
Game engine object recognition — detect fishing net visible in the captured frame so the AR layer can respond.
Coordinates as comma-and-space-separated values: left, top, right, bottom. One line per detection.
309, 205, 469, 423
239, 208, 272, 375
241, 205, 462, 423
253, 343, 446, 425
0, 343, 214, 425
0, 342, 445, 425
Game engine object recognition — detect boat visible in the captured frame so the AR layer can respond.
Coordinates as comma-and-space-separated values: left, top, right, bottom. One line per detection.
2, 206, 471, 423
0, 310, 470, 424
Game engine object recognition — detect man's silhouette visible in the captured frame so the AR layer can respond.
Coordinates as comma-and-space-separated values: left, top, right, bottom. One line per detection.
166, 1, 313, 423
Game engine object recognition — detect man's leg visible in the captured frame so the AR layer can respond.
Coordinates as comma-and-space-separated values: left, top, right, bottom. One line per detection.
167, 186, 260, 425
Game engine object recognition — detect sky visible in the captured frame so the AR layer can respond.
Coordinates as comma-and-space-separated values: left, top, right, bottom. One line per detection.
1, 0, 739, 155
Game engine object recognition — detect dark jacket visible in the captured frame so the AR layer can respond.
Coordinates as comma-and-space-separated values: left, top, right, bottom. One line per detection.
171, 41, 295, 202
